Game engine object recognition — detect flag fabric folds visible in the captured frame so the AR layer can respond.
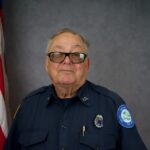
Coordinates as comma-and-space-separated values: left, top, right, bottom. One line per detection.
0, 0, 8, 149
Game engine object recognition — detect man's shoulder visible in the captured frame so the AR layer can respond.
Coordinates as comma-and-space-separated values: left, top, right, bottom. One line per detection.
13, 85, 52, 119
21, 85, 51, 106
25, 86, 50, 99
87, 81, 124, 104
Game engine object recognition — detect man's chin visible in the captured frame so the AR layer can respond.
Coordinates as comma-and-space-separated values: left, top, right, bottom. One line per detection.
60, 81, 75, 86
57, 79, 76, 86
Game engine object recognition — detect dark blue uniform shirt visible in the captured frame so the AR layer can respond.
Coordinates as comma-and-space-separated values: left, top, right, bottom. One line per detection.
4, 81, 147, 150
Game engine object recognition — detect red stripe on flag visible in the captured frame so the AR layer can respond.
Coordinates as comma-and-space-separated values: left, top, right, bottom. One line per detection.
0, 8, 3, 24
0, 2, 9, 149
0, 9, 2, 18
0, 126, 6, 150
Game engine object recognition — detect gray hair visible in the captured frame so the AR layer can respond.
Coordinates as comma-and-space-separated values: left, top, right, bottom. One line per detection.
47, 28, 89, 52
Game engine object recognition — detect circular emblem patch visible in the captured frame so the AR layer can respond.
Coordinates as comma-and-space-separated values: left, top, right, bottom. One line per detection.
117, 104, 134, 128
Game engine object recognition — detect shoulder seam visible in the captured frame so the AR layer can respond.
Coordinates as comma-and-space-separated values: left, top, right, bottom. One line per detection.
88, 81, 124, 104
24, 85, 50, 100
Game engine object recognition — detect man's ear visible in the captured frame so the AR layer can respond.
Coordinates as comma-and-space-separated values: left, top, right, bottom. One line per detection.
86, 57, 90, 71
45, 56, 49, 72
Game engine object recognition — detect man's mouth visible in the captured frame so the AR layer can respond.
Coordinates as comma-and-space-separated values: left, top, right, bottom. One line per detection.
59, 69, 74, 73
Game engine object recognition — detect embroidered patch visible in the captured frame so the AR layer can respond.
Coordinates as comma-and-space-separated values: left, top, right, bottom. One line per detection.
117, 104, 134, 128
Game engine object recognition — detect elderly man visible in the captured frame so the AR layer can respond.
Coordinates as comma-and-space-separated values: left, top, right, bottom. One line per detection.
4, 28, 147, 150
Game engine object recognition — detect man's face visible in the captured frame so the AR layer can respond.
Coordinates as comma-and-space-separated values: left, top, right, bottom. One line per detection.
45, 32, 90, 88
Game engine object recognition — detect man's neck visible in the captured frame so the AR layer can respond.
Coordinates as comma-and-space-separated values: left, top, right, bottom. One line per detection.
53, 82, 84, 99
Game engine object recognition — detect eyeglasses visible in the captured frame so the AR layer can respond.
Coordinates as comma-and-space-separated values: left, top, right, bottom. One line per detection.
47, 52, 87, 64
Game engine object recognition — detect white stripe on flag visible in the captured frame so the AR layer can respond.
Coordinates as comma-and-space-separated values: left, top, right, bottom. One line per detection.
0, 91, 8, 137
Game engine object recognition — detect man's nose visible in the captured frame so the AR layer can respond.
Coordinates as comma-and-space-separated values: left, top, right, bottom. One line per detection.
63, 55, 72, 64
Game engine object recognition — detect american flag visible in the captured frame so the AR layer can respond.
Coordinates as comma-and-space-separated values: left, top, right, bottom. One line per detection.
0, 0, 8, 149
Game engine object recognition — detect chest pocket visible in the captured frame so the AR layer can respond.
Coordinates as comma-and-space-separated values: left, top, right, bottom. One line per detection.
18, 129, 48, 149
80, 132, 116, 150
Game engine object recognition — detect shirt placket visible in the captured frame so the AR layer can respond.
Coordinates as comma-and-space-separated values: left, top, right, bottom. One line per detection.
59, 106, 69, 150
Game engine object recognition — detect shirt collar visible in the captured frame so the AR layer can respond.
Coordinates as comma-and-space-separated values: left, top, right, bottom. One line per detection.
76, 81, 91, 106
46, 80, 91, 106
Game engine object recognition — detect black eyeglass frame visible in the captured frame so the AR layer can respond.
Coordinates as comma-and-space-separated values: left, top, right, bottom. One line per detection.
47, 52, 88, 64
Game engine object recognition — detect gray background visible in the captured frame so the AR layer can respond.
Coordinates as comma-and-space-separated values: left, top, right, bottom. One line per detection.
3, 0, 150, 148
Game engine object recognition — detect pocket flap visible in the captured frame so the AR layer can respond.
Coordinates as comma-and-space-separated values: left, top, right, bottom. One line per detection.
18, 129, 48, 147
80, 133, 116, 149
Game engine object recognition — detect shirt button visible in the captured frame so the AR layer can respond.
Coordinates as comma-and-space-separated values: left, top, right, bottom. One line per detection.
96, 145, 100, 150
61, 124, 67, 129
60, 146, 65, 150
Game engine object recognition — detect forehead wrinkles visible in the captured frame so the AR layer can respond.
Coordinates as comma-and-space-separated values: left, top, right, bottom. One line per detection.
48, 33, 86, 50
52, 45, 84, 51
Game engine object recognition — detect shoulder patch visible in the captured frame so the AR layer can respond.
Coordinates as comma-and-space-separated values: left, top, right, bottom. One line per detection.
117, 104, 135, 128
